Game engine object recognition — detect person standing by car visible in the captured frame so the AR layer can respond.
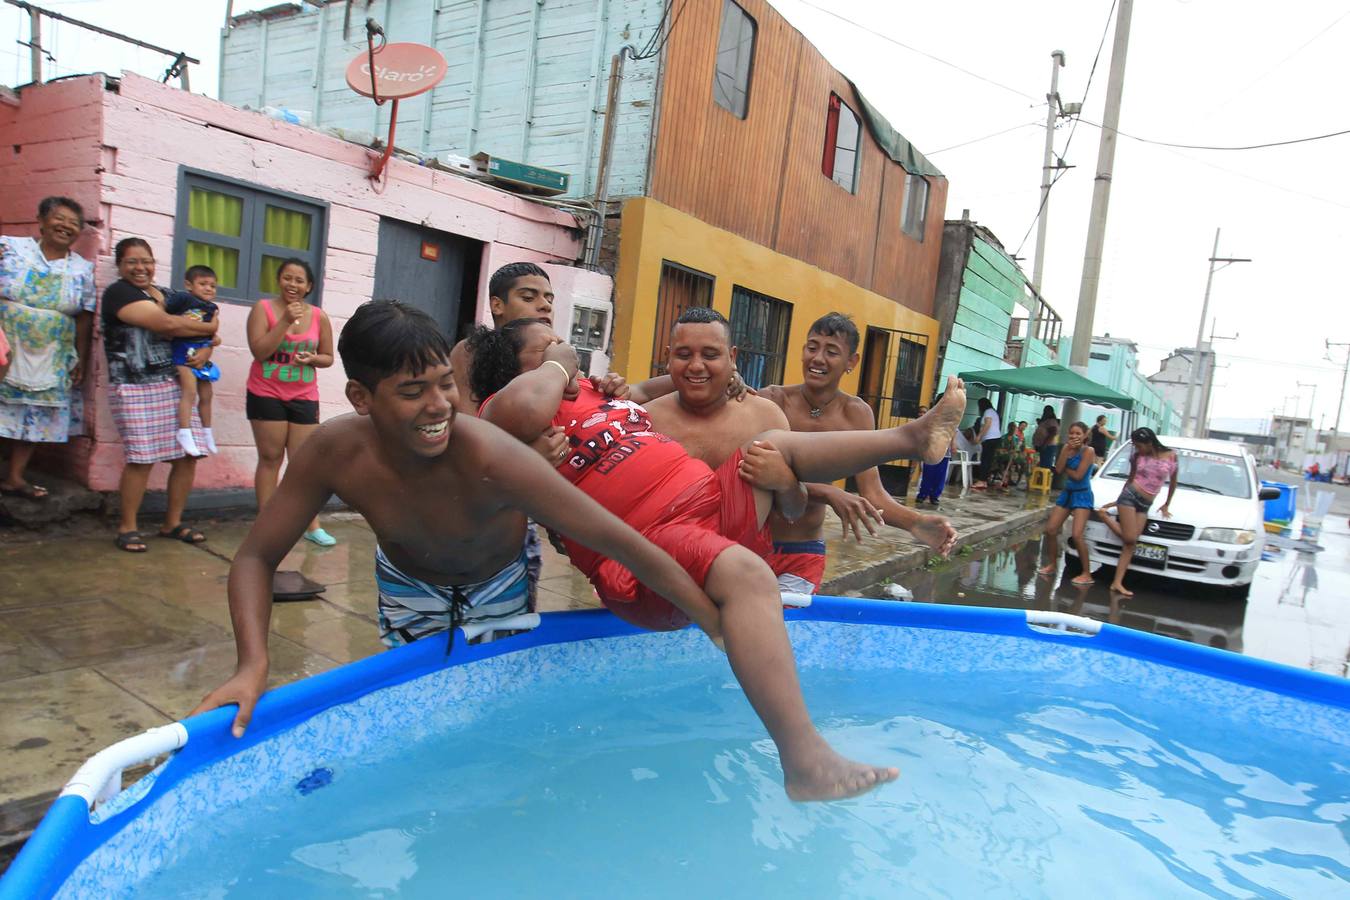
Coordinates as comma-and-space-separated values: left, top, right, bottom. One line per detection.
1090, 415, 1116, 461
1037, 421, 1097, 586
1096, 427, 1178, 597
972, 397, 1002, 488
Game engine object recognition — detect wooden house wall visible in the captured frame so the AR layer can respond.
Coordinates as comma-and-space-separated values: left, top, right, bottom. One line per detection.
648, 0, 947, 315
220, 0, 667, 199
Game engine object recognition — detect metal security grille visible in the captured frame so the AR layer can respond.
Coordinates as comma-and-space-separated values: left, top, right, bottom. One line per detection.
651, 261, 715, 377
858, 326, 930, 429
891, 334, 928, 419
729, 285, 792, 389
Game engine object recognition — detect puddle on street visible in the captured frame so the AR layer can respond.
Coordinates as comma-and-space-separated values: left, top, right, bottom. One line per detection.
862, 518, 1350, 677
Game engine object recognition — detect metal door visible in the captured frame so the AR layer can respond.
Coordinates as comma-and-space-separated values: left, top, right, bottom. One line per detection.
373, 219, 482, 341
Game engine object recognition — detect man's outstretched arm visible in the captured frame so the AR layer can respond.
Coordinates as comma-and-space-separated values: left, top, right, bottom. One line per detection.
189, 428, 337, 736
484, 344, 575, 441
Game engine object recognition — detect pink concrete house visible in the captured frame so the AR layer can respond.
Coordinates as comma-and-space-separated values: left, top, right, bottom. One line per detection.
0, 73, 611, 494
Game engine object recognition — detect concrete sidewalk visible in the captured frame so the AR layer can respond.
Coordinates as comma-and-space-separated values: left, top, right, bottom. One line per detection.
0, 481, 1047, 858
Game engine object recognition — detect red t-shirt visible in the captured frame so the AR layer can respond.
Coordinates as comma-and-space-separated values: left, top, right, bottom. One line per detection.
553, 381, 712, 528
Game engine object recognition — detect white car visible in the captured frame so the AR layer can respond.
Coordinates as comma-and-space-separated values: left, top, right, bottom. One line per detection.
1066, 436, 1280, 597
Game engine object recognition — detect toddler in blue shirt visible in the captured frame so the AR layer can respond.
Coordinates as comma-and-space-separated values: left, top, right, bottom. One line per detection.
165, 265, 221, 456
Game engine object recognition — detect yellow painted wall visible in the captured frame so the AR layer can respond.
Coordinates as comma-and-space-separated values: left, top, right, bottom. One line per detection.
612, 197, 940, 402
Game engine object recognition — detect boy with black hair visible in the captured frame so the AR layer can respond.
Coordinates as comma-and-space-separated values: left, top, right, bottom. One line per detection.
192, 298, 721, 741
166, 265, 221, 456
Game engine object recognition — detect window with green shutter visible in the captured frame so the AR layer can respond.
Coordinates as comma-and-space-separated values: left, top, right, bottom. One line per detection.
172, 170, 327, 305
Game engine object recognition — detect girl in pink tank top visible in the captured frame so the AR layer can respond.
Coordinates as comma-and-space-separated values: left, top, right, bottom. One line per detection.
244, 259, 336, 546
246, 296, 322, 401
1097, 427, 1178, 598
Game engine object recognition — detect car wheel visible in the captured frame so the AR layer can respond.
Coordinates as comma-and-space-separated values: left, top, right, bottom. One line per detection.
1062, 553, 1083, 577
1224, 582, 1252, 601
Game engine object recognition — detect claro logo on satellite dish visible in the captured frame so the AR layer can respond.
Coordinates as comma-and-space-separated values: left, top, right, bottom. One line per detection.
346, 43, 447, 101
360, 61, 441, 84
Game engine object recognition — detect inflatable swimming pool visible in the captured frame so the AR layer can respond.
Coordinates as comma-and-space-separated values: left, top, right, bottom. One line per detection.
3, 598, 1348, 898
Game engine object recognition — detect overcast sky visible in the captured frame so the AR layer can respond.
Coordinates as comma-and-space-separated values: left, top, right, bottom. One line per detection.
4, 0, 1347, 430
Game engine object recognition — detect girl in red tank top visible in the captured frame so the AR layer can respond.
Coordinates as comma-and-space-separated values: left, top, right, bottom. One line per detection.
244, 259, 336, 546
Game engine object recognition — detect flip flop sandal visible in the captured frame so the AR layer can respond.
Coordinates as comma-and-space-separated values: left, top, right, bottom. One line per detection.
158, 524, 207, 544
1, 483, 49, 500
115, 531, 148, 553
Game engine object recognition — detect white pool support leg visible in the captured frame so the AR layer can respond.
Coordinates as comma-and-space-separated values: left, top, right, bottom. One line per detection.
1025, 610, 1102, 635
459, 613, 541, 643
60, 722, 189, 810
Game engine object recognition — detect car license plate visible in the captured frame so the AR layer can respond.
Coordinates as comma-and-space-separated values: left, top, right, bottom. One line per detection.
1134, 542, 1167, 563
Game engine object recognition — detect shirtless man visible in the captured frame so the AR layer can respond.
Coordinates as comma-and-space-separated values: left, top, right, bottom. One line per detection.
190, 299, 720, 738
758, 313, 957, 593
634, 308, 956, 593
449, 262, 557, 413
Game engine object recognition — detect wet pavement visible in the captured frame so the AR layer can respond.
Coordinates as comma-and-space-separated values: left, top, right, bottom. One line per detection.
856, 469, 1350, 678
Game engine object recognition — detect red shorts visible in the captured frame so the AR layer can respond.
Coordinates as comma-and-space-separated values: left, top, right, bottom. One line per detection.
767, 540, 827, 594
592, 449, 770, 631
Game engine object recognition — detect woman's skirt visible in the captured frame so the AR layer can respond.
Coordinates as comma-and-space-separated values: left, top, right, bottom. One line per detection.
108, 380, 205, 464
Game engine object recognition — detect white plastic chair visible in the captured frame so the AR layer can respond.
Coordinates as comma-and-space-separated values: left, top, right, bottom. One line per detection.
951, 449, 981, 492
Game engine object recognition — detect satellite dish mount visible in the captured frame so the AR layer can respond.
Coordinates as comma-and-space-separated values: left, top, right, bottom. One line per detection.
345, 18, 447, 182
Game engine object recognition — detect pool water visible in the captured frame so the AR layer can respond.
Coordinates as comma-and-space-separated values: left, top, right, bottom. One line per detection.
128, 643, 1349, 899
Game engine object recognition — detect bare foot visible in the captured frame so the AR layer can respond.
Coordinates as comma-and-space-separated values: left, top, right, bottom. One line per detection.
914, 376, 966, 464
912, 513, 957, 556
1037, 564, 1056, 576
783, 744, 899, 802
1109, 583, 1134, 597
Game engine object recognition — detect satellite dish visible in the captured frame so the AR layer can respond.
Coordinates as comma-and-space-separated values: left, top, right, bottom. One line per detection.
345, 42, 446, 101
346, 32, 448, 181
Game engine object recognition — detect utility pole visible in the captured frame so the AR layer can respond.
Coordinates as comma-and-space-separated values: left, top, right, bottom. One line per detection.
1297, 381, 1318, 422
1020, 51, 1070, 368
28, 5, 42, 84
1329, 339, 1350, 461
1062, 0, 1133, 428
1182, 228, 1251, 437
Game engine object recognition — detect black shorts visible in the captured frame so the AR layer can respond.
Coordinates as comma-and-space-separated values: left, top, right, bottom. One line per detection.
245, 392, 319, 425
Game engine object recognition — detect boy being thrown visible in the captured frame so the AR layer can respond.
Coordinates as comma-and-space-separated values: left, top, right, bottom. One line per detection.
472, 318, 967, 800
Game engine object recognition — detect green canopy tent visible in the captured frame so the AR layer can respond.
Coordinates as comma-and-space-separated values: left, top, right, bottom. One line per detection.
956, 364, 1135, 411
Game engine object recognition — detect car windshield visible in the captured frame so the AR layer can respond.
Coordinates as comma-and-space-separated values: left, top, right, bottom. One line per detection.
1100, 447, 1251, 499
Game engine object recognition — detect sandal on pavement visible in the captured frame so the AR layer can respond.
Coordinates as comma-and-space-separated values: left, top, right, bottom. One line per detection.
1, 482, 49, 500
158, 524, 207, 544
115, 531, 148, 553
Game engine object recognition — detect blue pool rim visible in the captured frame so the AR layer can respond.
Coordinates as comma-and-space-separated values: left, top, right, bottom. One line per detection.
3, 597, 1348, 899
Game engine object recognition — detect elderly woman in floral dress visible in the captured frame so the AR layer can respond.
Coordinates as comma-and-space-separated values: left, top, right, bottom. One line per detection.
0, 197, 97, 500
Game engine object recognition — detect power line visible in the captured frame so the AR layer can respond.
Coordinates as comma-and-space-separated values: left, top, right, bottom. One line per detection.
788, 0, 1038, 102
926, 121, 1041, 156
1200, 6, 1350, 123
632, 0, 690, 61
1134, 139, 1350, 211
1059, 0, 1117, 166
1074, 118, 1350, 151
1012, 0, 1118, 259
